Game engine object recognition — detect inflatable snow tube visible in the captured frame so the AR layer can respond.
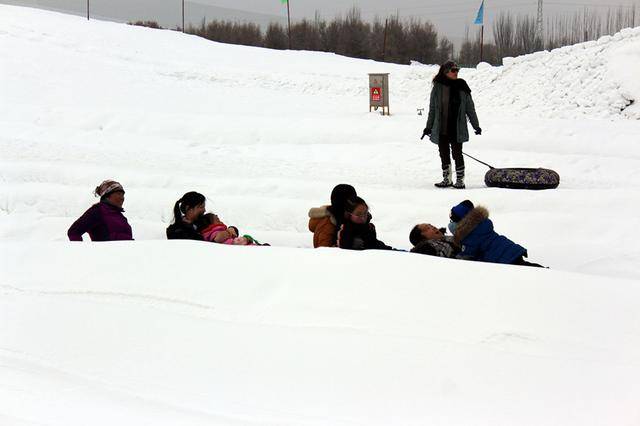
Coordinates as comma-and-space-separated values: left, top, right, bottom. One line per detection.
484, 168, 560, 190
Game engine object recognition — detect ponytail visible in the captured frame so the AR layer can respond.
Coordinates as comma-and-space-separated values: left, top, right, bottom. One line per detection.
172, 199, 183, 224
171, 191, 206, 224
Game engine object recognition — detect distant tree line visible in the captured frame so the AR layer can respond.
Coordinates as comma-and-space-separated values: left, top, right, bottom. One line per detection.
459, 5, 637, 66
129, 20, 163, 29
184, 8, 455, 66
130, 5, 637, 67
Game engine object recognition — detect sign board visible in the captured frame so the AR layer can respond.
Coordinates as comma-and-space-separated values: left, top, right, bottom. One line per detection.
368, 73, 389, 115
371, 87, 382, 102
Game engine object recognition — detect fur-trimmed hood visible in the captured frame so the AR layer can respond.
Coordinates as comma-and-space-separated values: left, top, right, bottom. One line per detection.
308, 205, 337, 225
433, 75, 472, 94
454, 206, 489, 245
308, 206, 337, 238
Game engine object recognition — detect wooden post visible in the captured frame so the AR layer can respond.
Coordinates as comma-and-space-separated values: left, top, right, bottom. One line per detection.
382, 18, 388, 61
480, 25, 484, 63
286, 0, 292, 49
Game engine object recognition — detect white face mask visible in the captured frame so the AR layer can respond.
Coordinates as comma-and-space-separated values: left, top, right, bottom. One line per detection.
448, 221, 458, 234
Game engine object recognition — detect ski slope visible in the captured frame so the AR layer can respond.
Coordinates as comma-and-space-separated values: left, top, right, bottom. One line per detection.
1, 5, 640, 426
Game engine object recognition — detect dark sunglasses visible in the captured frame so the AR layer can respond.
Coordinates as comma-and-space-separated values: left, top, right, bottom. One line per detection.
449, 68, 460, 73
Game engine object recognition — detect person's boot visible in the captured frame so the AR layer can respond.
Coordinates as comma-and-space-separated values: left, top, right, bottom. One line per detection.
453, 165, 465, 189
434, 166, 453, 188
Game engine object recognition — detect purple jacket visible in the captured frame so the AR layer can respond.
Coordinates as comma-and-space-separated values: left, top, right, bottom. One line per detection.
67, 202, 133, 241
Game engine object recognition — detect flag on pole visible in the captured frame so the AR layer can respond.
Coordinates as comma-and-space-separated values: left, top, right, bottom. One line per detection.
474, 0, 484, 25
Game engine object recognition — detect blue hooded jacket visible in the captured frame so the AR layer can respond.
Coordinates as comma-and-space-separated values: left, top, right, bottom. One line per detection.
453, 206, 526, 264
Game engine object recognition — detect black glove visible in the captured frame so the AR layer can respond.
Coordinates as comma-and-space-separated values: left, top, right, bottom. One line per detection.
474, 128, 482, 135
421, 128, 431, 140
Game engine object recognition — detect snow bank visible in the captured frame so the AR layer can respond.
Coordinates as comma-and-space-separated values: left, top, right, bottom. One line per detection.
463, 27, 640, 119
2, 241, 640, 426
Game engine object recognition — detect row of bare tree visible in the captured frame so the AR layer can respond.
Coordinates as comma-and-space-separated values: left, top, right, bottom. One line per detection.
131, 5, 637, 67
459, 5, 637, 66
181, 8, 454, 66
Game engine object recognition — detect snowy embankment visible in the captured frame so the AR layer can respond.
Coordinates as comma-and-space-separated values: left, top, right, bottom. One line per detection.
466, 29, 640, 119
1, 5, 640, 426
2, 242, 640, 426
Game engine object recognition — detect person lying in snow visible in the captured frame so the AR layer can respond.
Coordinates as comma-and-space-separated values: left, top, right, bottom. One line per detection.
337, 196, 393, 251
448, 200, 545, 267
409, 223, 459, 258
197, 213, 269, 246
308, 183, 357, 248
197, 213, 251, 245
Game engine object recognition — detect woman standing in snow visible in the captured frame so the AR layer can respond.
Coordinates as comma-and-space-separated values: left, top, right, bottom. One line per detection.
421, 61, 482, 189
308, 184, 357, 248
67, 180, 133, 241
166, 191, 206, 240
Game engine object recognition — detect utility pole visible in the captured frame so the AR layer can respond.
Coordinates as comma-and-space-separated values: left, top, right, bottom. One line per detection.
480, 25, 484, 62
182, 0, 185, 32
382, 18, 388, 61
87, 0, 89, 20
536, 0, 544, 46
474, 0, 485, 63
286, 0, 292, 49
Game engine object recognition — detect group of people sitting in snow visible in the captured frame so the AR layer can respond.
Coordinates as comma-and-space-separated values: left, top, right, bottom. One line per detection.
67, 180, 544, 267
67, 61, 527, 264
308, 184, 543, 267
67, 180, 268, 246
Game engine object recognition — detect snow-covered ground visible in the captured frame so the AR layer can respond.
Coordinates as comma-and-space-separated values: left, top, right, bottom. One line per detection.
1, 5, 640, 425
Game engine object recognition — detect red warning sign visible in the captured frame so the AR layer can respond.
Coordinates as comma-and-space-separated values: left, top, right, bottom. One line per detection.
371, 87, 382, 102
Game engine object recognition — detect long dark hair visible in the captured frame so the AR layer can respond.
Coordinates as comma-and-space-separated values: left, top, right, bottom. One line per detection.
344, 196, 368, 214
172, 191, 205, 224
409, 225, 424, 246
327, 184, 357, 226
432, 60, 458, 84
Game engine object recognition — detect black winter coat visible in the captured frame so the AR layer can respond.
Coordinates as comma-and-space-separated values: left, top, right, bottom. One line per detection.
337, 221, 392, 251
166, 221, 203, 240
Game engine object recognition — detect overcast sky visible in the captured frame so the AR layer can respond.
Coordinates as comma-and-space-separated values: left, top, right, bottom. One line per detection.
3, 0, 637, 43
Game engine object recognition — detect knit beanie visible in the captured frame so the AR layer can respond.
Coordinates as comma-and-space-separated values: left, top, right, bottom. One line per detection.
450, 200, 474, 222
94, 180, 124, 198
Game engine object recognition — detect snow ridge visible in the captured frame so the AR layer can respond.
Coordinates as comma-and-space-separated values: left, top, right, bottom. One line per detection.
465, 27, 640, 119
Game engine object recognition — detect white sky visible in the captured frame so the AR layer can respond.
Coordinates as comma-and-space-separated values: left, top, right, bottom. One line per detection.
2, 0, 638, 43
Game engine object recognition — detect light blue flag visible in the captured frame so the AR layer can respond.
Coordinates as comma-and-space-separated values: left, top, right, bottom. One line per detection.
474, 0, 484, 25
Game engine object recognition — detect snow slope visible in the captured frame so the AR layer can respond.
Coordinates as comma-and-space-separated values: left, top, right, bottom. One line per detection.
2, 6, 640, 278
2, 242, 640, 426
1, 5, 640, 425
467, 30, 640, 120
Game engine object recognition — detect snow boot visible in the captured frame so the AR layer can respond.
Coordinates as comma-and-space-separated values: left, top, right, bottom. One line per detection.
453, 165, 465, 189
434, 166, 453, 188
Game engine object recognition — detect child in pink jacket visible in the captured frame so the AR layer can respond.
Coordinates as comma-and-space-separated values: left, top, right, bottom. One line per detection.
199, 213, 251, 245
